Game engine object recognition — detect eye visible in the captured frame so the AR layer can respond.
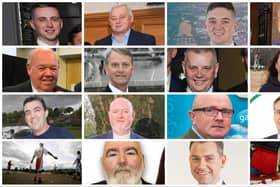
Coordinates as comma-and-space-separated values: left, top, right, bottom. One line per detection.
107, 151, 118, 157
126, 149, 137, 155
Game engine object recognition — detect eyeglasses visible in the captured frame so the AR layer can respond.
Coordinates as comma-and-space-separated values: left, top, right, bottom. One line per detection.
192, 107, 234, 118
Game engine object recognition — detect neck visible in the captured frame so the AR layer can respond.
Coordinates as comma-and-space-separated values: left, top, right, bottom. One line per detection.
33, 124, 50, 136
39, 37, 58, 45
113, 130, 130, 136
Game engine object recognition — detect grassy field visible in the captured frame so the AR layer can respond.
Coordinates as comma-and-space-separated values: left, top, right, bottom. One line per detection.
3, 171, 81, 184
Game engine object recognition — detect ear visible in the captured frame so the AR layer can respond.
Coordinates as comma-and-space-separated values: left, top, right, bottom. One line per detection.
130, 14, 134, 23
60, 19, 63, 29
29, 20, 36, 30
188, 111, 195, 120
132, 111, 136, 120
26, 63, 32, 76
233, 21, 238, 32
181, 61, 186, 75
221, 155, 227, 168
45, 109, 49, 118
104, 64, 108, 75
214, 63, 219, 78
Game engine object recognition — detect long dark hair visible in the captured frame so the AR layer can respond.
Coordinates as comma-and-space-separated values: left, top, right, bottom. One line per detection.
266, 51, 280, 82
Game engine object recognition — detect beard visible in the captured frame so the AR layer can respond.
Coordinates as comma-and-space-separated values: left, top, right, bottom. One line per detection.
103, 164, 144, 184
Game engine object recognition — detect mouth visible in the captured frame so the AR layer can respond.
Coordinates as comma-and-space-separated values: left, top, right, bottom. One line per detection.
193, 79, 206, 85
45, 29, 56, 34
213, 31, 224, 37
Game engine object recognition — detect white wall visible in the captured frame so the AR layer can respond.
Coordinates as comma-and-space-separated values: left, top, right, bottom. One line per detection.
166, 141, 248, 185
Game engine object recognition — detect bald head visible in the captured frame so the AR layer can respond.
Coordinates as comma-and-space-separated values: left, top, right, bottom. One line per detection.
26, 48, 59, 92
192, 95, 232, 109
189, 95, 233, 138
108, 97, 135, 136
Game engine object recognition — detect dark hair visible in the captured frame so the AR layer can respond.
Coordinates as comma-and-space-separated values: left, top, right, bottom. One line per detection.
207, 3, 236, 17
274, 96, 280, 110
23, 96, 47, 110
240, 48, 247, 58
267, 51, 280, 79
31, 3, 60, 19
189, 141, 224, 156
68, 24, 81, 44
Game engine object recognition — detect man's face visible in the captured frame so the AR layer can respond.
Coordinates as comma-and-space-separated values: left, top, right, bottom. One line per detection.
274, 100, 280, 133
72, 32, 82, 45
24, 100, 48, 135
183, 51, 219, 92
102, 141, 144, 184
189, 95, 232, 138
109, 6, 133, 35
26, 49, 59, 92
108, 98, 135, 135
30, 7, 63, 44
104, 51, 134, 90
189, 142, 226, 184
205, 7, 238, 45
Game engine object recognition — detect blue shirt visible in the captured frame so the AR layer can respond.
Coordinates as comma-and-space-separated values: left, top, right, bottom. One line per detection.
112, 29, 131, 45
25, 126, 73, 139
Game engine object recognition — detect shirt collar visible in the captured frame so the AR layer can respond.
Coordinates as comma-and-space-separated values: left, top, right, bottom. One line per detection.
113, 132, 131, 139
186, 85, 213, 92
210, 40, 234, 46
192, 126, 205, 139
37, 38, 59, 46
109, 82, 128, 93
111, 29, 131, 46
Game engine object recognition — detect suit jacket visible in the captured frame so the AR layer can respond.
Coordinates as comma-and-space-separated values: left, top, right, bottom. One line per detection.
88, 131, 144, 139
169, 75, 187, 92
94, 29, 156, 45
227, 80, 248, 92
3, 80, 71, 92
265, 134, 278, 139
180, 127, 201, 139
103, 85, 130, 92
93, 178, 151, 184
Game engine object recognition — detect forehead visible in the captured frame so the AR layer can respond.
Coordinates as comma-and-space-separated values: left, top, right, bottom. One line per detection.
31, 50, 58, 66
24, 100, 44, 110
275, 100, 280, 108
33, 7, 60, 17
107, 51, 132, 63
104, 142, 141, 152
207, 7, 234, 19
111, 6, 129, 15
194, 95, 232, 108
186, 51, 215, 65
110, 98, 130, 109
190, 142, 218, 154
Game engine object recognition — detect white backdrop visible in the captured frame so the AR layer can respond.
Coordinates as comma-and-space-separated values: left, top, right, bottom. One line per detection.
249, 94, 279, 138
82, 140, 165, 185
166, 141, 248, 185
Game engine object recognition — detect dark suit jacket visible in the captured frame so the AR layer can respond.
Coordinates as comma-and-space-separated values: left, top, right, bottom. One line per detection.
93, 178, 151, 184
94, 29, 156, 45
88, 131, 144, 139
227, 80, 248, 92
169, 75, 187, 92
265, 134, 278, 139
180, 127, 200, 139
3, 80, 71, 92
103, 85, 130, 92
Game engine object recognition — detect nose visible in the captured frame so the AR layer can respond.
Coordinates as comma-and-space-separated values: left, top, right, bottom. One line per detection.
118, 153, 127, 164
44, 68, 55, 76
46, 19, 54, 27
195, 69, 203, 77
198, 159, 207, 169
215, 111, 224, 120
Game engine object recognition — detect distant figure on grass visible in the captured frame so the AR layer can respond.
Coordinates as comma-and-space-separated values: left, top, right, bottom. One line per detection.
73, 150, 81, 180
30, 143, 58, 183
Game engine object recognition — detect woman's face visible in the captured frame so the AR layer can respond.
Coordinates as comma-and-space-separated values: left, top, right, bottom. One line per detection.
275, 54, 280, 73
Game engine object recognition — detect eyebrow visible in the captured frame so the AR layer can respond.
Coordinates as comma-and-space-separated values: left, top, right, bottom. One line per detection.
104, 146, 139, 156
